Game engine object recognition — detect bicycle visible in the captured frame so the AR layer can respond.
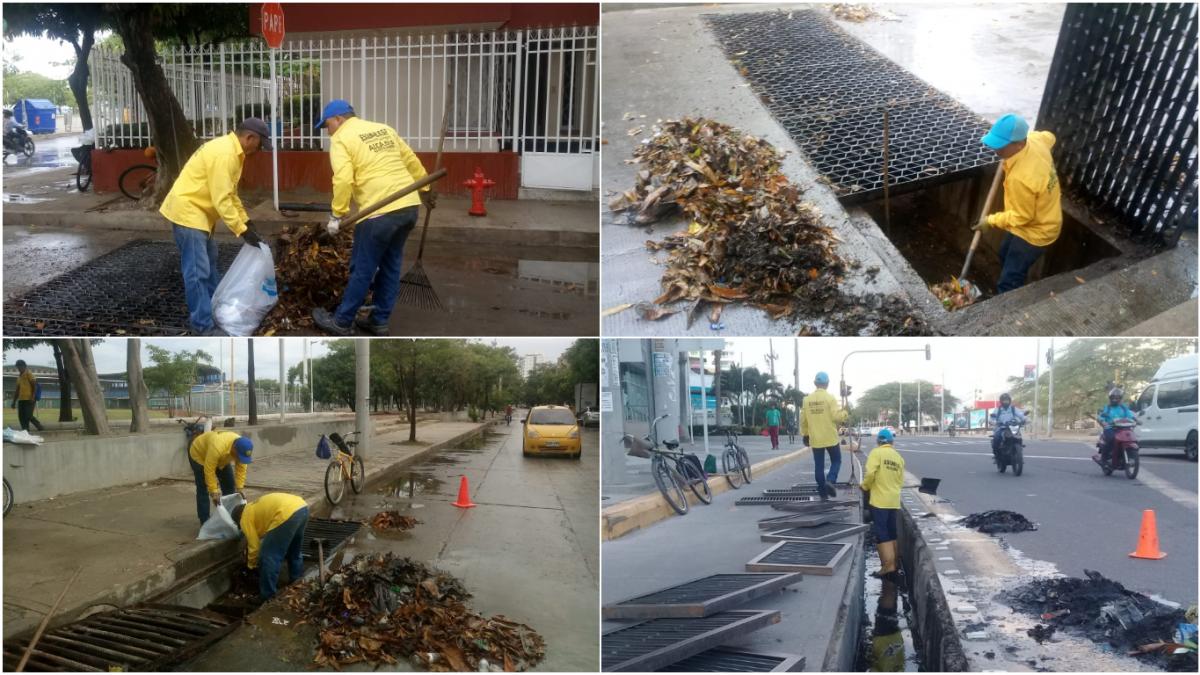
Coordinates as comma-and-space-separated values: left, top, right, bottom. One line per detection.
324, 431, 366, 505
623, 414, 712, 515
119, 162, 157, 200
71, 143, 93, 192
720, 428, 752, 489
4, 477, 13, 517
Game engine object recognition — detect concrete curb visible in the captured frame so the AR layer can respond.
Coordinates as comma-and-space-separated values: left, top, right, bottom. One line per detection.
601, 447, 811, 541
898, 492, 971, 671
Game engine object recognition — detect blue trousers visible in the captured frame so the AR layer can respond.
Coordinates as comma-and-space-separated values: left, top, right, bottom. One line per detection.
334, 207, 419, 327
872, 507, 899, 543
173, 224, 220, 332
258, 506, 308, 600
189, 456, 235, 525
997, 233, 1047, 293
813, 445, 842, 489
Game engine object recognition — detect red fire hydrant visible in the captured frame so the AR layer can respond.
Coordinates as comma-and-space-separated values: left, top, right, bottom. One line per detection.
463, 167, 496, 217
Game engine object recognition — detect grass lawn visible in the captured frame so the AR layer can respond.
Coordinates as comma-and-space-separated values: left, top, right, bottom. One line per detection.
3, 407, 171, 428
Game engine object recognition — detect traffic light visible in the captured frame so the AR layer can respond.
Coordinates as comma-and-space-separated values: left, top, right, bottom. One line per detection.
1046, 348, 1054, 366
925, 344, 932, 361
840, 381, 852, 398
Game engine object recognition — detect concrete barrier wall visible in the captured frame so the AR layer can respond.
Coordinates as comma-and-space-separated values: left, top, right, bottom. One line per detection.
898, 506, 970, 672
3, 418, 363, 503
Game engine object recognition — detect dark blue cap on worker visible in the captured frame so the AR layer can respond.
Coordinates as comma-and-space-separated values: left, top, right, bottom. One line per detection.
981, 113, 1029, 150
233, 437, 254, 464
239, 117, 273, 151
815, 371, 830, 385
315, 99, 354, 131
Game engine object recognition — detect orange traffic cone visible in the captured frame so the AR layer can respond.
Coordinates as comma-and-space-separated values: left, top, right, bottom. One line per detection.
1129, 509, 1166, 559
452, 475, 476, 509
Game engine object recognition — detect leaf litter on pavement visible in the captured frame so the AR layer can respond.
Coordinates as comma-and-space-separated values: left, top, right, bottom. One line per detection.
261, 225, 357, 333
610, 117, 929, 335
282, 553, 545, 671
370, 511, 421, 531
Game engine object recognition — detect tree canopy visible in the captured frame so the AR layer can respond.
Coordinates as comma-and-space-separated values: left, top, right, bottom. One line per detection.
142, 345, 213, 414
852, 380, 960, 428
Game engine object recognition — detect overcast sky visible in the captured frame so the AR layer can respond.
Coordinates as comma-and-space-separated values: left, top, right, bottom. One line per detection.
3, 34, 83, 80
3, 338, 576, 382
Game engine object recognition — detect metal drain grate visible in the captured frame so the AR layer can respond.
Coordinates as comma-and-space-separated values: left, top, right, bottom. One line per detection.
761, 522, 867, 543
658, 648, 806, 672
770, 499, 854, 513
757, 511, 842, 530
790, 482, 850, 490
762, 487, 822, 495
2, 240, 241, 336
2, 604, 238, 671
746, 541, 852, 576
735, 495, 819, 506
706, 10, 996, 203
604, 573, 801, 619
602, 610, 782, 672
302, 517, 363, 566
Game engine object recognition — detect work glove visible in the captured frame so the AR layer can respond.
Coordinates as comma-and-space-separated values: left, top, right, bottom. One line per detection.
241, 225, 262, 248
971, 218, 991, 233
802, 435, 810, 447
326, 216, 341, 236
237, 490, 246, 502
420, 190, 437, 210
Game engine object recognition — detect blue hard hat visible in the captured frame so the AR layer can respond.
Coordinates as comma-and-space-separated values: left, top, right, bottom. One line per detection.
233, 436, 254, 464
815, 371, 830, 385
981, 113, 1029, 150
315, 99, 354, 131
877, 428, 895, 444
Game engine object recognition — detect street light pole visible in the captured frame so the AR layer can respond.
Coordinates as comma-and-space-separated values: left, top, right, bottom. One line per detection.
278, 338, 285, 423
839, 346, 932, 431
916, 380, 921, 435
898, 381, 902, 434
740, 352, 745, 427
1047, 339, 1055, 437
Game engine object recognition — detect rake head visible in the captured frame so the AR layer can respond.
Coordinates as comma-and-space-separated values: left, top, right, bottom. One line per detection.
396, 260, 445, 312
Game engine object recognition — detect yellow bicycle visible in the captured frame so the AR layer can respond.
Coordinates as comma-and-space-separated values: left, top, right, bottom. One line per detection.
324, 432, 365, 505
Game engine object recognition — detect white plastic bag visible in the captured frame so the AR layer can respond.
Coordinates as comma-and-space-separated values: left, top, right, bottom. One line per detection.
3, 428, 44, 445
197, 493, 247, 540
211, 242, 278, 336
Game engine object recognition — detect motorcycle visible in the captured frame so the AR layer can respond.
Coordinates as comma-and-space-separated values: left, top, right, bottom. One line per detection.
948, 425, 956, 437
3, 124, 35, 160
995, 420, 1025, 476
1094, 418, 1139, 479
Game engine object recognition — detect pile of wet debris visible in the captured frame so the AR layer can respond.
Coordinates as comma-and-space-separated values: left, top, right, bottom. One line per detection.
1003, 570, 1196, 671
260, 225, 356, 333
929, 277, 979, 311
959, 510, 1038, 534
609, 117, 929, 335
282, 552, 545, 671
370, 511, 421, 531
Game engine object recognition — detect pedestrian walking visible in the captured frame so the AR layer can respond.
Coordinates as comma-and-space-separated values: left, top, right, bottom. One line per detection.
765, 401, 782, 450
231, 492, 309, 601
862, 428, 904, 583
800, 371, 848, 499
159, 119, 269, 335
310, 99, 434, 336
188, 429, 253, 525
11, 360, 44, 432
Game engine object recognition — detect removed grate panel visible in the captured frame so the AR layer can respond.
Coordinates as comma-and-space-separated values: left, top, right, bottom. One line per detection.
603, 573, 800, 619
658, 647, 806, 672
602, 610, 782, 672
762, 487, 822, 496
770, 499, 854, 513
761, 522, 868, 543
302, 517, 363, 566
757, 511, 843, 530
735, 495, 818, 506
790, 482, 851, 490
1, 604, 238, 671
746, 541, 852, 576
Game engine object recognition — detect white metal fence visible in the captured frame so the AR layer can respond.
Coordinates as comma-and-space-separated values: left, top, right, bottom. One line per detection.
90, 26, 598, 158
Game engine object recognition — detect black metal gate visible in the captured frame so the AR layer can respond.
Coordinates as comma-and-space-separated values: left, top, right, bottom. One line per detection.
1037, 3, 1198, 246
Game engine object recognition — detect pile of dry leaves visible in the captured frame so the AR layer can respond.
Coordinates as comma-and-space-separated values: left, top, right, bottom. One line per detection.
282, 553, 545, 671
260, 225, 356, 334
830, 4, 879, 22
930, 277, 979, 311
370, 512, 421, 531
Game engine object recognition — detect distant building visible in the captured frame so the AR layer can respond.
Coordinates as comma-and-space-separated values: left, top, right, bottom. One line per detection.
519, 354, 542, 378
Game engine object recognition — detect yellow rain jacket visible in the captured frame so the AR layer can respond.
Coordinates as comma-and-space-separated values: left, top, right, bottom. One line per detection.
862, 443, 905, 509
985, 130, 1062, 247
188, 430, 248, 495
800, 388, 847, 449
159, 132, 250, 237
241, 492, 307, 569
15, 371, 37, 401
329, 117, 429, 218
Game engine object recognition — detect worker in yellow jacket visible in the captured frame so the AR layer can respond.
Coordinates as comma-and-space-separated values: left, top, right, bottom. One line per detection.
10, 359, 44, 432
311, 99, 433, 336
975, 113, 1062, 293
231, 492, 309, 601
188, 429, 253, 525
800, 371, 848, 500
159, 118, 270, 335
862, 428, 905, 582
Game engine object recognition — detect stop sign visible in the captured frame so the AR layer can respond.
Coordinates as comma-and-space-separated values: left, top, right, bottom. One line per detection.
261, 3, 285, 49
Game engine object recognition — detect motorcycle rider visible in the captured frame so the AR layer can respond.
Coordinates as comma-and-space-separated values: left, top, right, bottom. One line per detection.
4, 109, 22, 150
505, 403, 513, 425
1095, 388, 1135, 464
990, 393, 1025, 461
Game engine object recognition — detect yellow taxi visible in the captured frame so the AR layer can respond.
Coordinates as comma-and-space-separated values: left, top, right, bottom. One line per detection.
522, 405, 582, 459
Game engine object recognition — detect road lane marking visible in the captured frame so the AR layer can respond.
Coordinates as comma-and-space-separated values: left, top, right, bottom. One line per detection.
895, 447, 1185, 467
1132, 466, 1198, 508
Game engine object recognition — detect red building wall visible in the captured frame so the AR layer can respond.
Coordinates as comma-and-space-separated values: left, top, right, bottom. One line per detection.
249, 3, 598, 35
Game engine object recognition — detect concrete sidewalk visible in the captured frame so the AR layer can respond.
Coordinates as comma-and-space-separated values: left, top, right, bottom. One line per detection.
1, 416, 489, 640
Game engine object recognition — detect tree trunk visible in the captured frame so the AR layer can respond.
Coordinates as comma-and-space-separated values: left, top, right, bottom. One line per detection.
68, 32, 96, 133
60, 339, 111, 436
407, 347, 419, 442
247, 339, 258, 425
112, 5, 199, 201
127, 338, 151, 432
52, 343, 74, 423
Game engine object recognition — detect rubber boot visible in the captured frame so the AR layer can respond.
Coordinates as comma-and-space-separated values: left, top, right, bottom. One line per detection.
872, 541, 898, 579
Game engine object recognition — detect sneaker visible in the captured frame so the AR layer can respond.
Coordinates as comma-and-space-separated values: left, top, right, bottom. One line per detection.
354, 316, 388, 336
312, 308, 352, 336
825, 483, 837, 498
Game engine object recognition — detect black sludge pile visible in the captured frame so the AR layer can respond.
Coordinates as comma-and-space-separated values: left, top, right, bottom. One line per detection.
959, 510, 1038, 534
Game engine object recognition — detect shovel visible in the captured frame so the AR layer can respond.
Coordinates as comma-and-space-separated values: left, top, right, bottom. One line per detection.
958, 163, 1004, 300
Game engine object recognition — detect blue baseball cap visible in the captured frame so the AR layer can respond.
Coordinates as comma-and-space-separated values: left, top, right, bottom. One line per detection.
877, 428, 895, 444
814, 371, 830, 385
981, 113, 1029, 150
315, 99, 354, 131
233, 437, 254, 464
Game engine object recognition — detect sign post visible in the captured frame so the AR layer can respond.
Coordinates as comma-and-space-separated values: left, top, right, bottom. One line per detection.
261, 3, 285, 212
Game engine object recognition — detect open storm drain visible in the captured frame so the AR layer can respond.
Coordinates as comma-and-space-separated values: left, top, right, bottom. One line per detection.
604, 573, 801, 619
2, 240, 240, 336
657, 647, 806, 672
746, 541, 853, 575
760, 522, 867, 543
706, 10, 996, 203
602, 610, 782, 672
1, 604, 238, 671
302, 517, 364, 565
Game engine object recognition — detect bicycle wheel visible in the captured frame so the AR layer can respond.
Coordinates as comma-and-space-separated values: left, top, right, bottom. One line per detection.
350, 455, 366, 493
652, 456, 688, 515
3, 478, 12, 517
738, 446, 753, 483
119, 164, 157, 200
722, 447, 745, 489
76, 156, 92, 192
681, 457, 712, 504
324, 462, 346, 505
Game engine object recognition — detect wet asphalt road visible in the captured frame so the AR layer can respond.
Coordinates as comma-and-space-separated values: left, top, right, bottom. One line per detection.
2, 133, 80, 178
893, 434, 1198, 606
